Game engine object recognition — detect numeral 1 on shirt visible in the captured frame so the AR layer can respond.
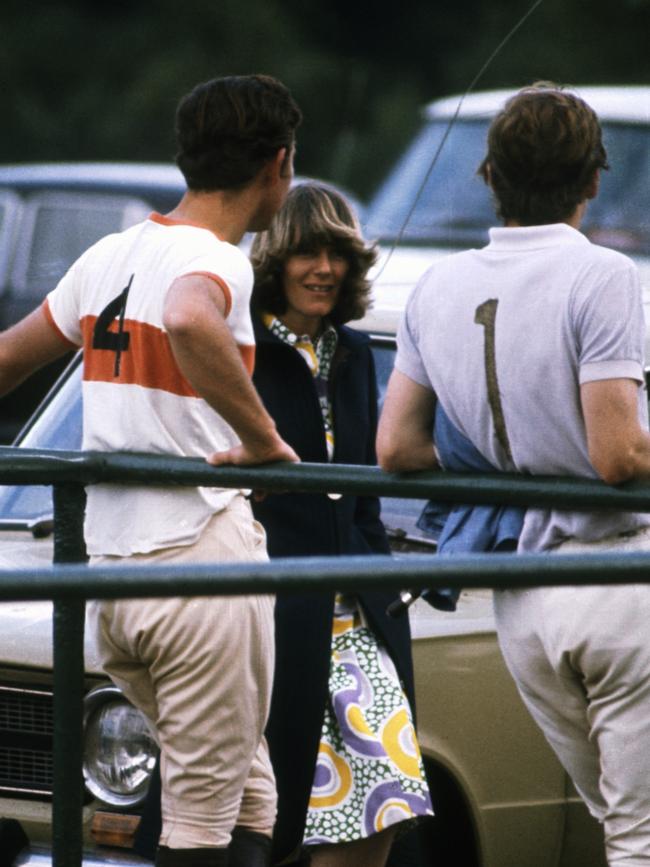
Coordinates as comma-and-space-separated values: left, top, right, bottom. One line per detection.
92, 274, 134, 377
474, 298, 513, 462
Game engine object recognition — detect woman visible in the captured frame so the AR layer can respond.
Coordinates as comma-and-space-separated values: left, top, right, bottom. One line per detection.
250, 182, 433, 867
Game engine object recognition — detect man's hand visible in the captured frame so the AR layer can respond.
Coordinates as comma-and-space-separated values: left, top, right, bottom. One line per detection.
207, 435, 299, 503
207, 437, 299, 467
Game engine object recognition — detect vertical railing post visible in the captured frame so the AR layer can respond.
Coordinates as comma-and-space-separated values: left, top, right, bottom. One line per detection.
52, 483, 88, 867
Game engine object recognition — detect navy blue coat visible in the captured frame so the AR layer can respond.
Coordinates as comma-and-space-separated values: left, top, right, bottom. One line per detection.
251, 315, 416, 862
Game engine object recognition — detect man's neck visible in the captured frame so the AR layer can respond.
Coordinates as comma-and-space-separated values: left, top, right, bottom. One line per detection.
504, 201, 586, 231
165, 189, 255, 245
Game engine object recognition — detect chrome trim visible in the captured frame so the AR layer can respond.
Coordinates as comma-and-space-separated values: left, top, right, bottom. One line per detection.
16, 846, 152, 867
0, 684, 53, 699
82, 685, 155, 809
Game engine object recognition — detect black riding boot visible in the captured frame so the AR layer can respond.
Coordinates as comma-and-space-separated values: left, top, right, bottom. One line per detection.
227, 827, 272, 867
155, 846, 228, 867
0, 818, 29, 867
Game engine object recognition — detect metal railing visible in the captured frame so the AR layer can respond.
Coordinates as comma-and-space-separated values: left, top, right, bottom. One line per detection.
2, 448, 650, 866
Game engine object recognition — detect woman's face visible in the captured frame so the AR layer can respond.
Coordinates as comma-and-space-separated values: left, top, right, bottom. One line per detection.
280, 245, 349, 335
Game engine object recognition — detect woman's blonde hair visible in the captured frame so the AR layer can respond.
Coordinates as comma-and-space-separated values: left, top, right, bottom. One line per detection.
250, 182, 377, 324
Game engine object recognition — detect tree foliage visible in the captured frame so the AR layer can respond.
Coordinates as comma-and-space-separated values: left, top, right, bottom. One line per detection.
2, 0, 649, 198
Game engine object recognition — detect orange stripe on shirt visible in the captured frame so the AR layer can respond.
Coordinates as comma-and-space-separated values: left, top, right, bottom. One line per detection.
81, 316, 199, 396
81, 315, 257, 392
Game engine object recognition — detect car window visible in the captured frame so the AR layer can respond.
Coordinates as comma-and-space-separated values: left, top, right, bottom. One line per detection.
364, 120, 494, 247
364, 118, 650, 257
0, 190, 23, 292
0, 357, 82, 526
585, 124, 650, 253
370, 340, 433, 549
10, 192, 151, 295
369, 338, 397, 414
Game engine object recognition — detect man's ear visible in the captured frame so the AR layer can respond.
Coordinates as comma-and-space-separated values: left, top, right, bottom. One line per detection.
265, 147, 288, 183
584, 168, 600, 200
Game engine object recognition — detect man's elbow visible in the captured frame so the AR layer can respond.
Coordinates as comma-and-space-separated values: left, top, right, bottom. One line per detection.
376, 432, 405, 473
377, 448, 404, 474
591, 447, 639, 486
162, 306, 195, 340
0, 348, 22, 399
377, 432, 437, 474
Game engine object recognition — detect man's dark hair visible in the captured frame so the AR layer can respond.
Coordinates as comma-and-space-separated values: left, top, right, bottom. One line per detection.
175, 74, 302, 192
479, 82, 609, 225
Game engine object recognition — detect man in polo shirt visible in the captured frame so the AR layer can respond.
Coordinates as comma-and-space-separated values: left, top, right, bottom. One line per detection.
377, 83, 650, 865
0, 75, 301, 867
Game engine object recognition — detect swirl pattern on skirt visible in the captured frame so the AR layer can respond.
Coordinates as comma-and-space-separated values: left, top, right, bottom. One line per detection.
303, 594, 433, 846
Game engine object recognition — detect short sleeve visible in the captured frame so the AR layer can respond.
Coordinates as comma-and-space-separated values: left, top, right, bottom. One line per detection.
181, 243, 255, 348
44, 258, 85, 346
394, 280, 434, 389
572, 257, 645, 385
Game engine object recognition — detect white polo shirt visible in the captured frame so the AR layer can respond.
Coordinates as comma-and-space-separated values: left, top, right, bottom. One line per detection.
44, 213, 255, 556
396, 223, 650, 552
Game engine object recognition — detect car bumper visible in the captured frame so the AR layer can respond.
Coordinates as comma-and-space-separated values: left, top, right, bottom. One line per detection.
16, 847, 151, 867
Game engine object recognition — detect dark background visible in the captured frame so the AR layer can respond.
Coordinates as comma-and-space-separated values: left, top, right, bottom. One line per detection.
2, 0, 649, 200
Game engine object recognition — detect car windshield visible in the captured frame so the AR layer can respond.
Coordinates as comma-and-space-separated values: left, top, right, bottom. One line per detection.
0, 347, 433, 546
0, 357, 82, 526
364, 119, 650, 256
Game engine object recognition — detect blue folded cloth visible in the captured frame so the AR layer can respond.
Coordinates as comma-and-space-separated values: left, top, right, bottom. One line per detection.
416, 403, 525, 611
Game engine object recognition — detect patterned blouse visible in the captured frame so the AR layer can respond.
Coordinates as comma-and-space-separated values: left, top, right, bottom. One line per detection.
262, 312, 338, 460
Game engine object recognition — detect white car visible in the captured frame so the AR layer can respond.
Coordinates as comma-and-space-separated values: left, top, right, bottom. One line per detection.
361, 85, 650, 359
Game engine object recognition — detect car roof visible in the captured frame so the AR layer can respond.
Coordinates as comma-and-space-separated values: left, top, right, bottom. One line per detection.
424, 85, 650, 124
0, 162, 186, 197
0, 162, 366, 223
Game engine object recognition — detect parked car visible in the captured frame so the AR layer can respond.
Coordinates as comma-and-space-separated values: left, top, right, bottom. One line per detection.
0, 163, 364, 442
362, 85, 650, 363
0, 316, 606, 867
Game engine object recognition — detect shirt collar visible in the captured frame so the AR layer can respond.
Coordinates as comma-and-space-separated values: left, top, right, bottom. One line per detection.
261, 312, 337, 351
486, 223, 590, 252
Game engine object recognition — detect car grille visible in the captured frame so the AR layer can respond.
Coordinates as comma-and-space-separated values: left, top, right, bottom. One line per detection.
0, 684, 54, 798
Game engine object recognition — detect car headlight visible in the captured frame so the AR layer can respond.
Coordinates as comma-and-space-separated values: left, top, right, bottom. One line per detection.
83, 685, 158, 807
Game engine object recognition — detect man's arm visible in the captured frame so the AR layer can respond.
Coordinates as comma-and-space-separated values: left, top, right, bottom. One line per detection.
0, 307, 73, 397
581, 378, 650, 484
376, 369, 439, 473
163, 274, 298, 465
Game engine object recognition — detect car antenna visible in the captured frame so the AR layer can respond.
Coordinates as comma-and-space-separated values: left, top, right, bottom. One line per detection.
370, 0, 546, 286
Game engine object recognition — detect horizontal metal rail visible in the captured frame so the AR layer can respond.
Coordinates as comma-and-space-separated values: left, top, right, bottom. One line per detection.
3, 446, 650, 510
3, 551, 650, 602
2, 448, 650, 866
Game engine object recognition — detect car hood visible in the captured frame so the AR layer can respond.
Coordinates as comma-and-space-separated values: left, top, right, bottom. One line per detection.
351, 245, 454, 335
0, 532, 103, 672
